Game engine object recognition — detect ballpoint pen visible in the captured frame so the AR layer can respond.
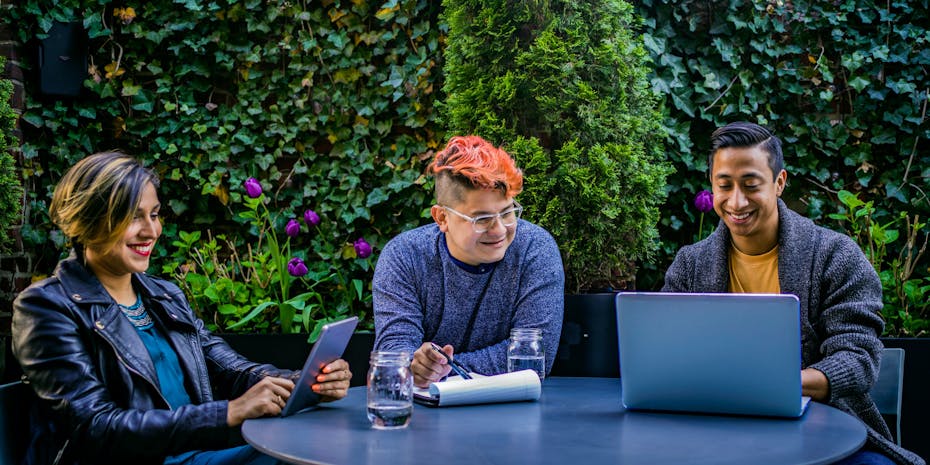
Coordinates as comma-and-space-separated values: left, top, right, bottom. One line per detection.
429, 342, 473, 380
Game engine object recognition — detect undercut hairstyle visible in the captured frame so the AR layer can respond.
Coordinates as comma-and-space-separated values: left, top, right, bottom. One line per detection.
709, 122, 784, 181
49, 151, 160, 257
429, 135, 523, 205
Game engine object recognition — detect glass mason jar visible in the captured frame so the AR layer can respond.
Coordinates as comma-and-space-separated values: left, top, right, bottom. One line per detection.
366, 351, 413, 429
507, 328, 545, 380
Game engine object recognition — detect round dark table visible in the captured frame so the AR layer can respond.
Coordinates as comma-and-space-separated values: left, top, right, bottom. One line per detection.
242, 377, 866, 465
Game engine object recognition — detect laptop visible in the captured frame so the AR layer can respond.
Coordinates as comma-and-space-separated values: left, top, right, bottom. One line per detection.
615, 292, 811, 418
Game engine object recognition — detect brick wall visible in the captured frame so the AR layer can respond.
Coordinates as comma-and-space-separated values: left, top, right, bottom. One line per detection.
1, 0, 28, 336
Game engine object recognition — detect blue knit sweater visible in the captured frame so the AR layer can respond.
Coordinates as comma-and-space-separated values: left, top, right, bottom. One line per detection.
373, 220, 564, 375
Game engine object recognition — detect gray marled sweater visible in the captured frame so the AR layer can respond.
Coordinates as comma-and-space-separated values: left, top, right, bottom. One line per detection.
663, 199, 924, 465
373, 220, 564, 375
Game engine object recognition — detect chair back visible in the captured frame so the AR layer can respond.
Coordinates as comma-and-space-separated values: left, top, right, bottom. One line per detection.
870, 348, 905, 446
0, 381, 35, 465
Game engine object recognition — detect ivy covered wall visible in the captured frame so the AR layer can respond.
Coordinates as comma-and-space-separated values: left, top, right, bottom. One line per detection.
3, 0, 928, 335
636, 0, 930, 335
4, 0, 445, 331
637, 0, 928, 268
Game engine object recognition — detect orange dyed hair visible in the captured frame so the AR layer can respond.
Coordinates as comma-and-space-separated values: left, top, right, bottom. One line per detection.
429, 135, 523, 204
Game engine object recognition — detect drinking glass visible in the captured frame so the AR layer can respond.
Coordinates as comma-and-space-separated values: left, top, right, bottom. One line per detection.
507, 328, 545, 380
366, 351, 413, 429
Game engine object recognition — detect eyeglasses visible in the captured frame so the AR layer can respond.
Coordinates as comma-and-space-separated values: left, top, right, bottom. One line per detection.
441, 202, 523, 233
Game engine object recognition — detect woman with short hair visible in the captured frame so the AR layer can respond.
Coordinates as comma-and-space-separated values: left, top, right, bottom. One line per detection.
13, 152, 351, 465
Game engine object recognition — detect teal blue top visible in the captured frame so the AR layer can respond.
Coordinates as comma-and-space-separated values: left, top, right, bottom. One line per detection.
119, 296, 191, 410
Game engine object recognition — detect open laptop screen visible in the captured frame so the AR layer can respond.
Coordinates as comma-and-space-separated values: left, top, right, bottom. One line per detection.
616, 292, 808, 418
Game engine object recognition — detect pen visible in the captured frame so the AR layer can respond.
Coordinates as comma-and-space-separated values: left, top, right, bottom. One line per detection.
429, 342, 473, 380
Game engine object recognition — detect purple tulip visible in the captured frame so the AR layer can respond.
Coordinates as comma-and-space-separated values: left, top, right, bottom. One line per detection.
287, 257, 308, 277
304, 209, 321, 227
353, 237, 373, 259
694, 190, 714, 213
285, 219, 301, 238
244, 177, 263, 198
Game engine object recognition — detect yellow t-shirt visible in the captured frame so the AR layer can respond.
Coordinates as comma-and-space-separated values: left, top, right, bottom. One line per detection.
728, 244, 780, 293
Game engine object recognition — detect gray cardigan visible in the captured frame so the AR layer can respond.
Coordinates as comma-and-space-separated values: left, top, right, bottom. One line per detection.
663, 199, 924, 465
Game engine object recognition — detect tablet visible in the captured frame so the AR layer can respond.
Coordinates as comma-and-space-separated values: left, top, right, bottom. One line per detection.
280, 316, 359, 417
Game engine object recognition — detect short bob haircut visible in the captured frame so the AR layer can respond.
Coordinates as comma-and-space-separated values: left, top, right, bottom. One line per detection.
49, 151, 160, 257
709, 121, 784, 181
429, 135, 523, 205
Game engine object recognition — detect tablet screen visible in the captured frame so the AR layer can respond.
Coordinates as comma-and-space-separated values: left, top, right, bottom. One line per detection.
280, 316, 359, 417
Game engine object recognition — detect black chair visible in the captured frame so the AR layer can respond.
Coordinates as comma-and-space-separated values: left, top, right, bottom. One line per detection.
0, 381, 34, 465
870, 348, 905, 446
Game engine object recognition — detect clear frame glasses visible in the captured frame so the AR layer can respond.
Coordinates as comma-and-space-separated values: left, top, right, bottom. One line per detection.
442, 202, 523, 234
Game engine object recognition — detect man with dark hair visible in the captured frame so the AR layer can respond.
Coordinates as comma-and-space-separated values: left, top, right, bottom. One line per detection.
373, 135, 564, 387
663, 122, 923, 465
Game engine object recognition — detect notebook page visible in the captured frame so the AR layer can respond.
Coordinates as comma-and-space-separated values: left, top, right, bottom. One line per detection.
427, 370, 541, 406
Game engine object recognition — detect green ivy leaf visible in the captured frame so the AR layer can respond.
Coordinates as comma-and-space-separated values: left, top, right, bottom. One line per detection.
121, 81, 142, 97
848, 76, 870, 92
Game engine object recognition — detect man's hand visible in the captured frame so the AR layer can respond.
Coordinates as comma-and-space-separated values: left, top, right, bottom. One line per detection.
314, 358, 352, 402
801, 367, 829, 402
411, 342, 453, 388
227, 376, 294, 426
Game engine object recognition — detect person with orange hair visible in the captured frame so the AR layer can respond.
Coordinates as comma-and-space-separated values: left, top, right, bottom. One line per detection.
373, 135, 564, 387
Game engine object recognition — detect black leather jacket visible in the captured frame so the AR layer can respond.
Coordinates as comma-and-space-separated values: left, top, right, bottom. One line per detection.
12, 257, 294, 465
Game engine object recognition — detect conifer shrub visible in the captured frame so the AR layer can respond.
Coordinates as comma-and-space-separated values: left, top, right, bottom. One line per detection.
0, 56, 23, 254
441, 0, 671, 292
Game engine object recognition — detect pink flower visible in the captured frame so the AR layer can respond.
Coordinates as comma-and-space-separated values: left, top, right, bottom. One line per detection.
353, 237, 373, 259
244, 178, 263, 198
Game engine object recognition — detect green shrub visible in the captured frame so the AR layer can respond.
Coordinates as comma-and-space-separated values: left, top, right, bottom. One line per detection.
441, 0, 671, 292
5, 1, 445, 331
830, 190, 929, 336
0, 56, 23, 254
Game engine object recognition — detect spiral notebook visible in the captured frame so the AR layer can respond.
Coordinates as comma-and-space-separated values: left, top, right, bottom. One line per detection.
413, 370, 541, 407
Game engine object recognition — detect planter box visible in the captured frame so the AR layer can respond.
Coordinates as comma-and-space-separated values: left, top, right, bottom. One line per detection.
880, 338, 930, 461
551, 292, 619, 377
220, 331, 375, 388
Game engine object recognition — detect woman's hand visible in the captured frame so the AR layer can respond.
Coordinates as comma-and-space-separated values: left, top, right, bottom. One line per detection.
227, 376, 294, 426
314, 358, 352, 402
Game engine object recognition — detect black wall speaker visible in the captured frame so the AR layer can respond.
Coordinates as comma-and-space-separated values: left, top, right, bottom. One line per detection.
38, 21, 88, 97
